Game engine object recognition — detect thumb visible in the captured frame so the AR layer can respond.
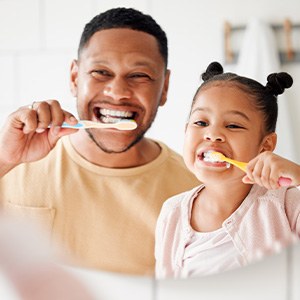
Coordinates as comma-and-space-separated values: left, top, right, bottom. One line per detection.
242, 175, 254, 185
48, 127, 77, 145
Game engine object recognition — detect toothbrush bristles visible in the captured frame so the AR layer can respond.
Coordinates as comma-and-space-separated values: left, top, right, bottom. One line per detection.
204, 151, 225, 163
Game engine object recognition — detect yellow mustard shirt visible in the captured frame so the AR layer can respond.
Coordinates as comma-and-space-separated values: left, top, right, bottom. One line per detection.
0, 136, 199, 275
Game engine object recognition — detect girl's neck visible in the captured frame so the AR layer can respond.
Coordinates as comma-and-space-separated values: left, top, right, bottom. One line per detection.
191, 181, 252, 232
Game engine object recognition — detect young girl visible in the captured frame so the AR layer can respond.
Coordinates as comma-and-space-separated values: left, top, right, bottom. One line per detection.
155, 62, 300, 279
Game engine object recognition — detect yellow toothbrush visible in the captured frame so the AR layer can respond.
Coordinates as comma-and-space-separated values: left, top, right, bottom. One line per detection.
60, 119, 137, 131
208, 151, 247, 172
207, 151, 291, 187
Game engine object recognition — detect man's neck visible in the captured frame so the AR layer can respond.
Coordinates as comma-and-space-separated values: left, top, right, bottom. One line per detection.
69, 131, 161, 168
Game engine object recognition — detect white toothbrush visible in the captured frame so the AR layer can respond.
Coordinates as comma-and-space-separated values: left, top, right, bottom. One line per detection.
60, 120, 137, 131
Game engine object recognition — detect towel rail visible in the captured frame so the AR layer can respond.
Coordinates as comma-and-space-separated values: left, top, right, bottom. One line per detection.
224, 19, 300, 64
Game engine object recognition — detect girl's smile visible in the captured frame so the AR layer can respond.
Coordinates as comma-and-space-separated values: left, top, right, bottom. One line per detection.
183, 83, 268, 183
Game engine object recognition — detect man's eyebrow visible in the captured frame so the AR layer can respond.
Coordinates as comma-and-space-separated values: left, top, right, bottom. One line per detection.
89, 59, 158, 73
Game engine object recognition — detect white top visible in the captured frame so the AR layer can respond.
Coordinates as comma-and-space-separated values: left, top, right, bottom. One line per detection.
180, 191, 243, 278
155, 184, 300, 279
181, 228, 243, 278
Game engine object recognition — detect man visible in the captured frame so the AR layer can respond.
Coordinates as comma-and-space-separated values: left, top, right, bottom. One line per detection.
0, 8, 199, 275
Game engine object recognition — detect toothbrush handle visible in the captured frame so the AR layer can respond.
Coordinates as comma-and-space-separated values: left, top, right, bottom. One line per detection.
61, 122, 84, 129
278, 177, 292, 187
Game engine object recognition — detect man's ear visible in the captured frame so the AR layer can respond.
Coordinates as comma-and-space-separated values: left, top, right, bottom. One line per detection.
159, 69, 170, 107
70, 59, 79, 97
259, 132, 277, 153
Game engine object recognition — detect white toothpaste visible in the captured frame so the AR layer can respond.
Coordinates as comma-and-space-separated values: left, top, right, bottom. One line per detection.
203, 151, 231, 169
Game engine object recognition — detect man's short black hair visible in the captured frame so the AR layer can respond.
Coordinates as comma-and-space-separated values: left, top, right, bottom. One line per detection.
78, 7, 168, 67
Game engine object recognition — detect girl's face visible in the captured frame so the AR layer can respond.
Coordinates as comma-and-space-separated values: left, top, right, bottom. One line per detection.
183, 84, 273, 183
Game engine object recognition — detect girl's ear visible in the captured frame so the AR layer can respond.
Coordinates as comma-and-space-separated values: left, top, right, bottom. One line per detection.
259, 132, 277, 153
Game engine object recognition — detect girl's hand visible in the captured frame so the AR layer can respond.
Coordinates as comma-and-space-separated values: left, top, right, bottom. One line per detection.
0, 100, 78, 176
242, 151, 300, 189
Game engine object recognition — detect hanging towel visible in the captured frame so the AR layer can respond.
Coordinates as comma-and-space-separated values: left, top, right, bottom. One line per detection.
235, 18, 297, 162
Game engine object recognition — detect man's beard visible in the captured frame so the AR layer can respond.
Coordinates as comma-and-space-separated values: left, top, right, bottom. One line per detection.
86, 129, 146, 154
78, 101, 159, 154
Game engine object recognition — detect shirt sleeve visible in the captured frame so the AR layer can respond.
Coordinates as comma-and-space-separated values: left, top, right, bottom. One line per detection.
285, 187, 300, 237
154, 200, 170, 279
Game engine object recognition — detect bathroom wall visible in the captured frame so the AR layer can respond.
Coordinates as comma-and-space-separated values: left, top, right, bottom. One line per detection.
0, 0, 300, 161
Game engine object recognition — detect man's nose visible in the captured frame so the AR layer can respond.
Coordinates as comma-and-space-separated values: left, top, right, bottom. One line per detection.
103, 78, 132, 100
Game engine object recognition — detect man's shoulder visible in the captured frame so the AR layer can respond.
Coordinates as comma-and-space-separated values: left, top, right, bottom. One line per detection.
156, 141, 187, 168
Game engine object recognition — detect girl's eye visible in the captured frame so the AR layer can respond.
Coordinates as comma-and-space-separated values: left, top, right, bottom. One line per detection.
194, 121, 208, 127
226, 124, 243, 129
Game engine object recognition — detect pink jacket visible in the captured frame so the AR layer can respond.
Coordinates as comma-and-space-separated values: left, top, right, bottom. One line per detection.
155, 184, 300, 278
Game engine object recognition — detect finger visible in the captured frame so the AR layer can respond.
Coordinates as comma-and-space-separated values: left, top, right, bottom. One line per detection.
43, 100, 66, 135
260, 166, 273, 190
33, 100, 77, 136
32, 101, 52, 132
242, 175, 254, 185
245, 157, 258, 182
47, 100, 65, 125
21, 108, 39, 134
251, 159, 264, 187
269, 169, 281, 190
49, 109, 78, 136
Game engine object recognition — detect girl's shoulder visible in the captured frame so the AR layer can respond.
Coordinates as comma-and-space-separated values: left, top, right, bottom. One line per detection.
161, 185, 204, 211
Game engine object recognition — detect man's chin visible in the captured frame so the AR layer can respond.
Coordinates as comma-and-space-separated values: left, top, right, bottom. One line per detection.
86, 130, 144, 154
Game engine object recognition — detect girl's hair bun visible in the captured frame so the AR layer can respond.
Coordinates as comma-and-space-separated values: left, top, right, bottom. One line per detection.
201, 61, 224, 81
266, 72, 293, 96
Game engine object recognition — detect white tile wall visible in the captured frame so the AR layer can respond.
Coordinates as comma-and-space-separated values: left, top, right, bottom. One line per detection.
94, 0, 150, 14
44, 0, 94, 50
17, 51, 77, 114
0, 0, 40, 51
0, 55, 15, 108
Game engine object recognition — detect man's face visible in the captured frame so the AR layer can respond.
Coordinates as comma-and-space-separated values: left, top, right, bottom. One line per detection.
70, 28, 170, 153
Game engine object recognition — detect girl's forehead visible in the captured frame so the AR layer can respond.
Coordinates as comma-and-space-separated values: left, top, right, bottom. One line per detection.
193, 83, 254, 108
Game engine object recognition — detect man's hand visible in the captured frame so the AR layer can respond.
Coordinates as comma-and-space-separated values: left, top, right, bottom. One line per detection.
0, 100, 78, 176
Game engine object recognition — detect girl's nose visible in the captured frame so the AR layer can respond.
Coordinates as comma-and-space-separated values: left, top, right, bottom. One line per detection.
204, 129, 225, 142
103, 78, 132, 100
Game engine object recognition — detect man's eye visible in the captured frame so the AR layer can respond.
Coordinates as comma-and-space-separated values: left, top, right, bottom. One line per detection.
194, 121, 208, 127
91, 70, 111, 77
129, 73, 152, 81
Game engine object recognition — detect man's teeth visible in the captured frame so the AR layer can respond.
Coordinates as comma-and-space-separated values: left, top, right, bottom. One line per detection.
100, 116, 124, 123
100, 108, 133, 118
